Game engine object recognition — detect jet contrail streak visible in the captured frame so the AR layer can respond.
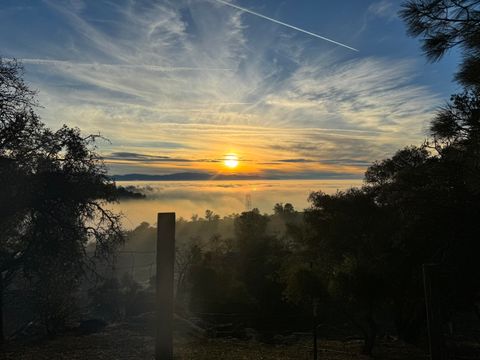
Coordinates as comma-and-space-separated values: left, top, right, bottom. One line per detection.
211, 0, 358, 52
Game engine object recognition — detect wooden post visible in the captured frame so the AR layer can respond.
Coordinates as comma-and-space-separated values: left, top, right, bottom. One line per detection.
156, 213, 175, 360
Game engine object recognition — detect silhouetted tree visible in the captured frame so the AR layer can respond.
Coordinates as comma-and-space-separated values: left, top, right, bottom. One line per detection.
234, 209, 290, 334
175, 243, 203, 311
273, 203, 295, 218
205, 209, 220, 222
234, 208, 269, 247
365, 121, 480, 341
393, 3, 480, 344
431, 89, 480, 142
0, 59, 124, 340
365, 146, 439, 342
400, 0, 480, 88
300, 189, 393, 355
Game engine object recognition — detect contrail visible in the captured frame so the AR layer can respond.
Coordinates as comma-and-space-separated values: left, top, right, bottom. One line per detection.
211, 0, 358, 52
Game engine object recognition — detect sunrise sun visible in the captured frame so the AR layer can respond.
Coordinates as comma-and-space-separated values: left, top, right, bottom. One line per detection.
224, 153, 239, 169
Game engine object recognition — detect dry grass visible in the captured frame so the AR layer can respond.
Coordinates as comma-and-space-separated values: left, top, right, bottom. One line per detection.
1, 323, 427, 360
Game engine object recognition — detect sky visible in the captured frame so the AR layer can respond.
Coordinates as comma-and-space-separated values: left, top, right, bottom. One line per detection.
0, 0, 461, 179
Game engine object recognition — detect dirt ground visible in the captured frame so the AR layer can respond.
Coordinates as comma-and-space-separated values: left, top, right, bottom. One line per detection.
1, 323, 428, 360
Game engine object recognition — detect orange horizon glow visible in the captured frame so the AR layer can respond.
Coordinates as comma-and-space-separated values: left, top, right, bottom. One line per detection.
104, 148, 366, 178
102, 137, 368, 178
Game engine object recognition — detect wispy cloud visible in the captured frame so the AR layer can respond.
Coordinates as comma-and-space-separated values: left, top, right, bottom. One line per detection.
19, 58, 232, 72
4, 0, 441, 178
106, 151, 220, 163
368, 0, 397, 21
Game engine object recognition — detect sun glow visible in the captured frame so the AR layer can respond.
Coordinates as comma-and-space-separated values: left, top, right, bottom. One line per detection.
224, 153, 239, 169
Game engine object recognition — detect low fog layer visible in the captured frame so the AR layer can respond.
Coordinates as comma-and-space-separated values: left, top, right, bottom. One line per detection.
110, 179, 362, 227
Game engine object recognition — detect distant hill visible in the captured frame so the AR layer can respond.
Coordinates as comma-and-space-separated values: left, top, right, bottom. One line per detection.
112, 172, 265, 181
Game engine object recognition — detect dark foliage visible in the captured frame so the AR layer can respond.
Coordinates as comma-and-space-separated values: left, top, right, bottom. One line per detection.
0, 58, 124, 340
114, 186, 146, 199
400, 0, 480, 87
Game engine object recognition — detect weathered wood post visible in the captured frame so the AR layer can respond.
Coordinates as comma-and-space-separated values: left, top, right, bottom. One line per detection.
156, 213, 175, 360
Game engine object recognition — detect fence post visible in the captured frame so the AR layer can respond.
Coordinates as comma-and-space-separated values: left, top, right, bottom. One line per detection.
156, 212, 175, 360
